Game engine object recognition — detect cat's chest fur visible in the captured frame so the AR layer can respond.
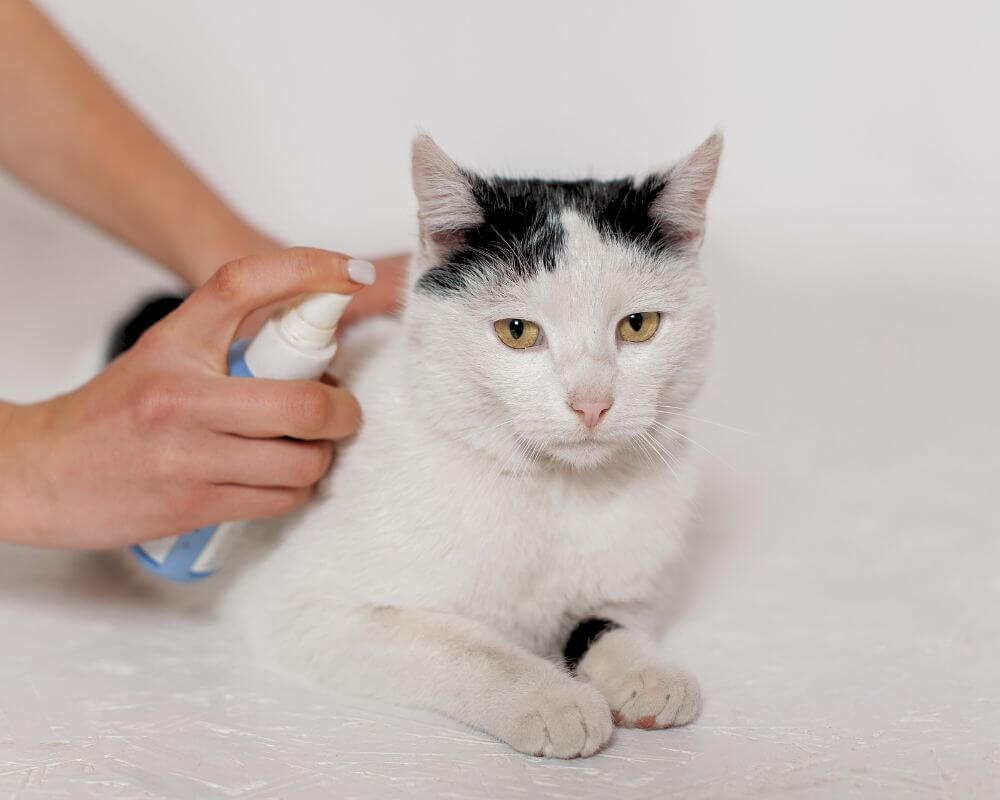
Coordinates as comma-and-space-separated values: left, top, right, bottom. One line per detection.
425, 472, 689, 654
229, 317, 693, 658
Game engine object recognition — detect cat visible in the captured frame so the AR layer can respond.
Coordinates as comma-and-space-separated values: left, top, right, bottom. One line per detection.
137, 132, 722, 758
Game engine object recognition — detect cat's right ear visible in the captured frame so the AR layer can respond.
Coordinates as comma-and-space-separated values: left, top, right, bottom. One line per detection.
649, 131, 723, 253
411, 134, 483, 258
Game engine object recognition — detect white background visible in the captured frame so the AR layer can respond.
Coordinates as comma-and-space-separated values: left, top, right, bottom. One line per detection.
2, 2, 999, 797
18, 0, 1000, 276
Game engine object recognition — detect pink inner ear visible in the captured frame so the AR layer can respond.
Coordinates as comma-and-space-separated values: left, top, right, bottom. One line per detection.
670, 228, 706, 248
650, 132, 723, 248
423, 228, 467, 260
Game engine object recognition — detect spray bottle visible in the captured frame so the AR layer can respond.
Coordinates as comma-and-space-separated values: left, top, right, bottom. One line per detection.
131, 290, 353, 581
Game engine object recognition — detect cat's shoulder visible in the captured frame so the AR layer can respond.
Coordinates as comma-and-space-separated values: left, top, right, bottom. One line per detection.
329, 315, 401, 388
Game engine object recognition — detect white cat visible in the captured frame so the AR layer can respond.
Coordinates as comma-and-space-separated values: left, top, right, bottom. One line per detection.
202, 133, 720, 758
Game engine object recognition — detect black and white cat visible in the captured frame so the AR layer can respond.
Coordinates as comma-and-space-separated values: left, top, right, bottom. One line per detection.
214, 133, 720, 758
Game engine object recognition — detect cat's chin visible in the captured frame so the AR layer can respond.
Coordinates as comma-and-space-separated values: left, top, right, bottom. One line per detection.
546, 438, 621, 470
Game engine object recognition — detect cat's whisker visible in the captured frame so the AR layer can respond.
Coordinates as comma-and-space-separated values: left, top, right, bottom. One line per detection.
508, 437, 530, 480
494, 432, 535, 488
455, 417, 520, 436
484, 435, 525, 495
628, 435, 659, 473
642, 428, 683, 467
637, 430, 680, 480
637, 429, 671, 469
650, 420, 735, 472
460, 422, 530, 508
524, 436, 549, 478
516, 438, 541, 480
652, 405, 757, 436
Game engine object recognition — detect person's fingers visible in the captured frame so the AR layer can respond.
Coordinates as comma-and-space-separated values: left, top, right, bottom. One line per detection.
167, 247, 375, 364
196, 484, 315, 526
192, 376, 361, 440
193, 434, 334, 488
339, 251, 409, 326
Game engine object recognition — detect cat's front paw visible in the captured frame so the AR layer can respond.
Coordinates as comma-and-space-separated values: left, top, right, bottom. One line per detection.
601, 664, 701, 729
500, 678, 613, 758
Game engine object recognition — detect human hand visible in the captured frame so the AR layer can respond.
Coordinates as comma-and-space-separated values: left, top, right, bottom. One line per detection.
234, 250, 409, 338
340, 251, 409, 325
0, 248, 374, 550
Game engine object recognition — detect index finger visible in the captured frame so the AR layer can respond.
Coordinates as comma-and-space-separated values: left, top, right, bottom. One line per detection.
167, 247, 375, 364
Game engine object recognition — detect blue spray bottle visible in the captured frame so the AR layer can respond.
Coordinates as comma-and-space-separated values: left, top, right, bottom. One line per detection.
131, 291, 353, 581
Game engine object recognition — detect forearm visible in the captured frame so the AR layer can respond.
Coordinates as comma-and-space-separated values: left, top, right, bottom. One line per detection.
0, 0, 275, 286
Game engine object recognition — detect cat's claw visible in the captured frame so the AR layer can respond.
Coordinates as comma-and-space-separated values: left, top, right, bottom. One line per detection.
602, 664, 701, 729
501, 680, 613, 758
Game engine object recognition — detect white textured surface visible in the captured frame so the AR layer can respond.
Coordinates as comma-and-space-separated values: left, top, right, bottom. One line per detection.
3, 1, 1000, 795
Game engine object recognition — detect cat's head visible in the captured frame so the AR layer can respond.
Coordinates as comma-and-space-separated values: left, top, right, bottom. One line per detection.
403, 133, 721, 471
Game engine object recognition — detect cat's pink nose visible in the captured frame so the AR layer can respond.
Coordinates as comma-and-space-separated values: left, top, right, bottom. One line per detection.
571, 399, 612, 429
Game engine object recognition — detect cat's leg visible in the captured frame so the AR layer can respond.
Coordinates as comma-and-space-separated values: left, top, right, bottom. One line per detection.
273, 605, 614, 758
565, 612, 701, 730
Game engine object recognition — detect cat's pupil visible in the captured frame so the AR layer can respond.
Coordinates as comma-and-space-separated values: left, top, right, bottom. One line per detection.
509, 319, 524, 340
628, 313, 644, 332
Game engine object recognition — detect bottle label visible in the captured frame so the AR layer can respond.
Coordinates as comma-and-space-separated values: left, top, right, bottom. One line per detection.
131, 521, 238, 581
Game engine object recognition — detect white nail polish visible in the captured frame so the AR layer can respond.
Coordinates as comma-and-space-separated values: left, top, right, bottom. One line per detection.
347, 259, 376, 286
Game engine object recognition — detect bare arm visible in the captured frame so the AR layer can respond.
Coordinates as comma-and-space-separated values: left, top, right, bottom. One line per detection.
0, 0, 276, 285
0, 2, 410, 548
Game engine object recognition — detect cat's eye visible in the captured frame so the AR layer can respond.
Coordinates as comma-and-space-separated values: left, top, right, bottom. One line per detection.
618, 312, 660, 343
494, 318, 541, 349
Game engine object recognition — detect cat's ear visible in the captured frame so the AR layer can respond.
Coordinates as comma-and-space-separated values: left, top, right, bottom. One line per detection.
411, 134, 483, 258
649, 131, 723, 252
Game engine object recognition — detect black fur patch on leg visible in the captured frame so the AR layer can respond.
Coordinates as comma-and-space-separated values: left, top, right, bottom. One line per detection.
564, 617, 621, 674
107, 294, 186, 361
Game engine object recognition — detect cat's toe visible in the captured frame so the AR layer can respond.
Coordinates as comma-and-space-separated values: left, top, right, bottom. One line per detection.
607, 664, 701, 729
502, 680, 613, 758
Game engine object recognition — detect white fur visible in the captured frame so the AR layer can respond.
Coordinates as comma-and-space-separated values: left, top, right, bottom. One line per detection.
160, 136, 720, 758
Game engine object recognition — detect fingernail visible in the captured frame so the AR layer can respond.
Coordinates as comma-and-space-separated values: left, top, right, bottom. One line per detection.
347, 259, 376, 286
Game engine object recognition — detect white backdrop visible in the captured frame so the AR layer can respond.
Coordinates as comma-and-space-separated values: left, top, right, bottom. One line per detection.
30, 0, 1000, 283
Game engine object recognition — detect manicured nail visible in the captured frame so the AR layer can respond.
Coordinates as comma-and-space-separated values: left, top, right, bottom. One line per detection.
347, 259, 376, 286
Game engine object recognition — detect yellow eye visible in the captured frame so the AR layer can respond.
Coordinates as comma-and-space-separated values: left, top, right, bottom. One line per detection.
494, 318, 541, 349
618, 312, 660, 343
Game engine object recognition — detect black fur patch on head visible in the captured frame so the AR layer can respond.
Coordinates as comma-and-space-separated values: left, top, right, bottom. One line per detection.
417, 173, 675, 295
564, 617, 622, 674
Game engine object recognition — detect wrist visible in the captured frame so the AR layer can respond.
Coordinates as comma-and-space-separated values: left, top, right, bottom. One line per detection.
176, 222, 282, 287
0, 401, 50, 546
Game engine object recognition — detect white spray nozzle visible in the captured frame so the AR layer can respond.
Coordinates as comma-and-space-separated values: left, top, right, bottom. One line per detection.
243, 291, 353, 380
294, 292, 354, 330
279, 292, 353, 349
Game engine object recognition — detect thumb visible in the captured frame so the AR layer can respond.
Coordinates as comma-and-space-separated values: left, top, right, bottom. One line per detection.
162, 247, 375, 368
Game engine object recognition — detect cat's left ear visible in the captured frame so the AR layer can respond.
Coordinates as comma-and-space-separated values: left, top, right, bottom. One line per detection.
649, 131, 723, 252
